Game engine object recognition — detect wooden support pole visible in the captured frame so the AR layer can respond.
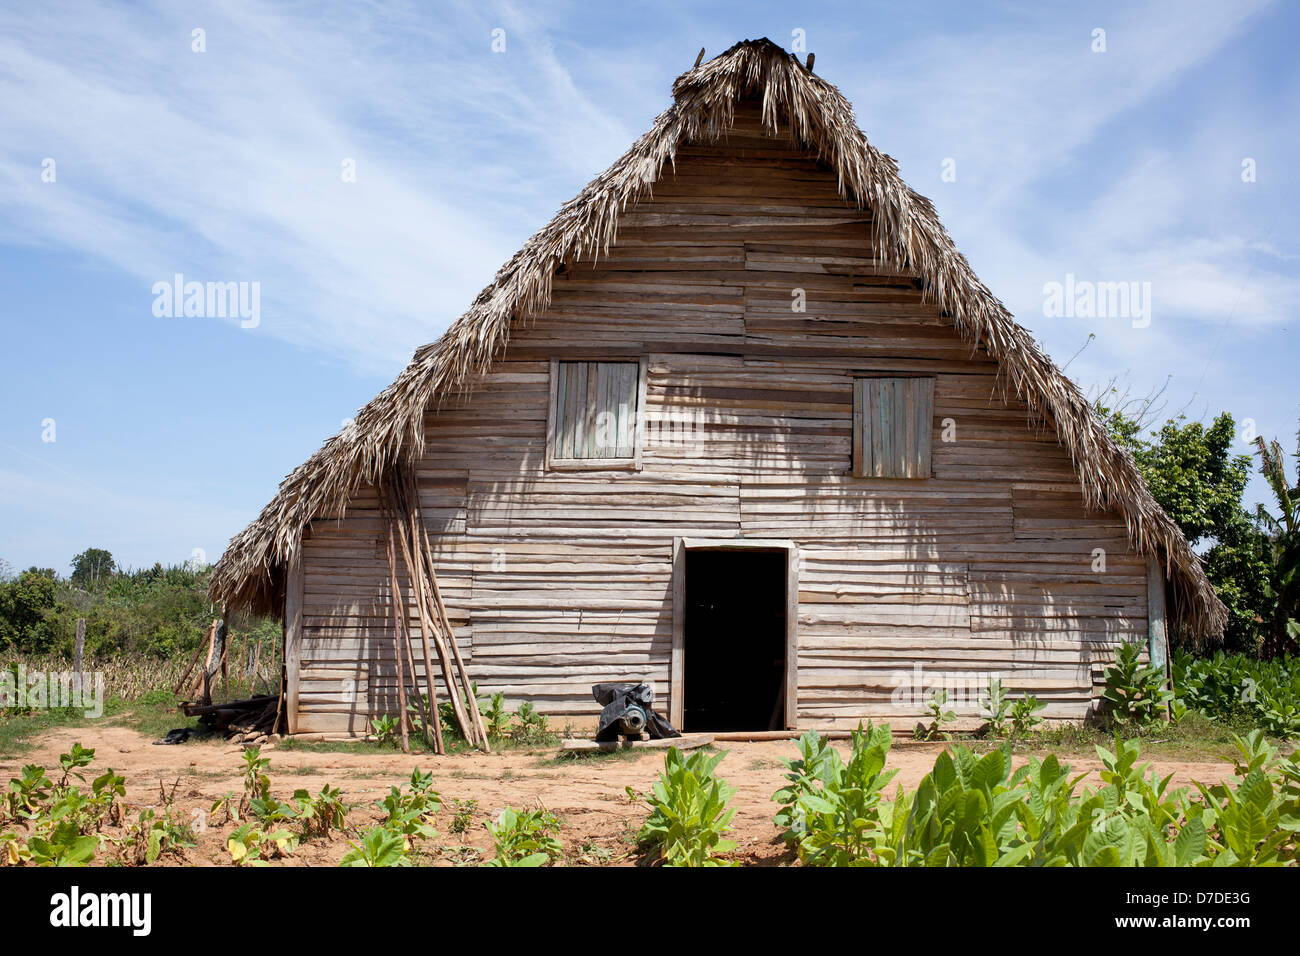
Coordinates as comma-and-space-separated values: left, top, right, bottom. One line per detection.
392, 481, 474, 747
218, 627, 230, 700
196, 619, 218, 704
74, 619, 85, 676
252, 639, 263, 691
174, 637, 207, 696
385, 520, 411, 754
400, 469, 445, 754
420, 517, 490, 751
384, 475, 441, 751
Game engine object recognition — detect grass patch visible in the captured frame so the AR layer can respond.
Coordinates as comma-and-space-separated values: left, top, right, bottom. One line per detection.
0, 689, 213, 757
539, 745, 650, 766
962, 711, 1295, 763
110, 690, 200, 741
274, 737, 435, 756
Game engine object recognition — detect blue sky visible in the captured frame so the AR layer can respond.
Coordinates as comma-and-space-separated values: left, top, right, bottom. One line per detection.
1, 0, 1296, 575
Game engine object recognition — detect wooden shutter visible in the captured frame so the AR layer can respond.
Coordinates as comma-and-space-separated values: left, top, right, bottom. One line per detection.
553, 361, 639, 460
853, 377, 934, 478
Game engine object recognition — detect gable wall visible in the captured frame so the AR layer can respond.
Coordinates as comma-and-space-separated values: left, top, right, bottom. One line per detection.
292, 104, 1148, 735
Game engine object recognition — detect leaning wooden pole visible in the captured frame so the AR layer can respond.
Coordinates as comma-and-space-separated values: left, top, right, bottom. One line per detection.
399, 469, 446, 754
383, 478, 439, 751
385, 475, 453, 746
420, 515, 490, 750
384, 522, 411, 754
391, 483, 476, 747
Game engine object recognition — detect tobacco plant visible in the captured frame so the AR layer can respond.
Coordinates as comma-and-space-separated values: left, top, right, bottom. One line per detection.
227, 823, 296, 865
292, 784, 348, 837
482, 807, 563, 866
239, 745, 271, 814
340, 826, 409, 867
1009, 695, 1047, 736
774, 723, 897, 866
1102, 642, 1175, 727
920, 689, 956, 740
981, 678, 1012, 737
637, 747, 736, 867
377, 768, 441, 849
773, 726, 1300, 867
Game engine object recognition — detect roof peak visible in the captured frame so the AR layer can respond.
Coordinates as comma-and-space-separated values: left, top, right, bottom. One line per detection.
672, 37, 814, 101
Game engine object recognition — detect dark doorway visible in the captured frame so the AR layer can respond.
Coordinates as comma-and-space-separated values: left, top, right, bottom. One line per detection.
683, 549, 787, 732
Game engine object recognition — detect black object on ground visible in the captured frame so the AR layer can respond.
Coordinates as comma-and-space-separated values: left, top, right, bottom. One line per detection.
155, 728, 198, 745
592, 681, 680, 742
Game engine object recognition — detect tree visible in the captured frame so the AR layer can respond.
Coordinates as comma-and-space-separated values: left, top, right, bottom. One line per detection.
1253, 432, 1300, 658
69, 548, 116, 589
0, 568, 58, 651
1096, 407, 1271, 652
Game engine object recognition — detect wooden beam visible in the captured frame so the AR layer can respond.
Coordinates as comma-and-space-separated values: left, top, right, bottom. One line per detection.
1146, 555, 1168, 674
670, 537, 686, 730
786, 545, 799, 729
560, 732, 713, 752
285, 547, 304, 735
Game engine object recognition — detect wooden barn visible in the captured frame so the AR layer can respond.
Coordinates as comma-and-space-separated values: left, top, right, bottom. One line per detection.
210, 39, 1225, 740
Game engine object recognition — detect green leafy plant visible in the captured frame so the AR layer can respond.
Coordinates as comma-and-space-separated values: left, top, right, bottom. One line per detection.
484, 693, 511, 741
371, 714, 398, 745
119, 806, 193, 866
6, 765, 53, 820
226, 823, 296, 866
89, 769, 126, 829
1009, 695, 1047, 736
1102, 642, 1175, 727
769, 725, 1300, 867
637, 747, 736, 867
482, 807, 563, 867
981, 678, 1012, 736
340, 826, 410, 867
239, 745, 271, 814
292, 784, 347, 837
448, 797, 479, 837
27, 820, 99, 867
377, 768, 441, 849
774, 723, 897, 866
772, 729, 846, 843
57, 743, 95, 787
1173, 649, 1300, 737
248, 795, 297, 828
510, 701, 557, 747
921, 689, 956, 740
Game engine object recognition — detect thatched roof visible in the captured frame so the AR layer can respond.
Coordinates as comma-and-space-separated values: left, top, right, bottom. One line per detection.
209, 38, 1226, 638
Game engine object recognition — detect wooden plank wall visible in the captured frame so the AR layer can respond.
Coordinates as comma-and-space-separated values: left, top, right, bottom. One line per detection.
292, 101, 1147, 734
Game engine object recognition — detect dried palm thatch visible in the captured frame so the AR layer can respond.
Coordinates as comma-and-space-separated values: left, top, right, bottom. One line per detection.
209, 38, 1226, 639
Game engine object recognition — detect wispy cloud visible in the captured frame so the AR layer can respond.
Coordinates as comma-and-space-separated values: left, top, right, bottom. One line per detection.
0, 0, 635, 374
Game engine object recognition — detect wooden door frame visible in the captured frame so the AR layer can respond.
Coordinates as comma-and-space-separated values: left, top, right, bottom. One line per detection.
670, 537, 799, 731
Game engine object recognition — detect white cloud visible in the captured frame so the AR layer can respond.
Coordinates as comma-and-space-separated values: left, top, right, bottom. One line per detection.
0, 0, 635, 374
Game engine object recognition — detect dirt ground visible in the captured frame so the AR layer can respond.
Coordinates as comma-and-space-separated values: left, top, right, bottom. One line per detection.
3, 725, 1243, 866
